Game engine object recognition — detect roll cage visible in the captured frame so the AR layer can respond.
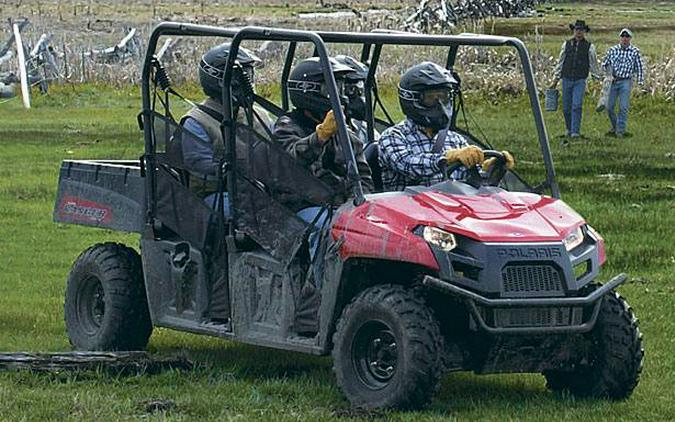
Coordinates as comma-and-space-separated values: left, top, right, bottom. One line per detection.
140, 23, 560, 234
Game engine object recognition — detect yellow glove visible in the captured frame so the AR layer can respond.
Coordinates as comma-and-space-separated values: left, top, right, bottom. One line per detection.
482, 150, 515, 171
444, 145, 484, 168
316, 110, 337, 143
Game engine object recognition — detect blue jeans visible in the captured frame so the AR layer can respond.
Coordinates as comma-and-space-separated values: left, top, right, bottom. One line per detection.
561, 78, 586, 136
297, 207, 329, 257
297, 207, 331, 288
607, 79, 633, 134
204, 192, 230, 218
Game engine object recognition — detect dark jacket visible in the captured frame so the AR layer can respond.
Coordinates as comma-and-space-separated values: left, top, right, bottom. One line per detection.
562, 38, 591, 80
554, 38, 601, 81
273, 109, 373, 206
180, 98, 272, 197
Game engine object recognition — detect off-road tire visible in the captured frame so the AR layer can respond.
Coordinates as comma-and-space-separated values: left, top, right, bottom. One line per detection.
544, 290, 643, 399
64, 242, 152, 351
332, 284, 442, 410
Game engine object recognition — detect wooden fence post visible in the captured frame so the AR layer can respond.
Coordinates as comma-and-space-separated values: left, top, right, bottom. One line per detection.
13, 23, 30, 109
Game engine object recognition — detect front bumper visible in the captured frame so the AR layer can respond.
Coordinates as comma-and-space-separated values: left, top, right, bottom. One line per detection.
423, 272, 627, 334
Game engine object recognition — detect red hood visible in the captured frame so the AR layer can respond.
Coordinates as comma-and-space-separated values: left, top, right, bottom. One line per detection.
332, 188, 587, 270
408, 189, 585, 242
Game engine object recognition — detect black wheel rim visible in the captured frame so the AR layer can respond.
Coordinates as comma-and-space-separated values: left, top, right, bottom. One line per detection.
77, 275, 105, 335
352, 320, 398, 390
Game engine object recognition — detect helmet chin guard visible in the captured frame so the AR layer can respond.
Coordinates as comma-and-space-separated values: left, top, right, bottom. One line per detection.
398, 61, 458, 130
417, 99, 453, 131
333, 55, 369, 121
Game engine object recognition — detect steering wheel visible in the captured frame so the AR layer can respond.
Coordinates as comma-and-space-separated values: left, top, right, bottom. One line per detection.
444, 149, 508, 188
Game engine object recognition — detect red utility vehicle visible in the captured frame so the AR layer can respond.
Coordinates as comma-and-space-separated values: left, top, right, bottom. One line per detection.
54, 24, 643, 410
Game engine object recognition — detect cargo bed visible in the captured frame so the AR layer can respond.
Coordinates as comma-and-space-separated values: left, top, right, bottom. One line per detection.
53, 160, 146, 233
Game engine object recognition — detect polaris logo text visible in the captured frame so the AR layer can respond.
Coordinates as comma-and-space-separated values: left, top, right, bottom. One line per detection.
496, 247, 561, 259
59, 196, 111, 223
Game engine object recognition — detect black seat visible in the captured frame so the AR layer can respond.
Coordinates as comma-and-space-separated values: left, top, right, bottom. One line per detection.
364, 142, 383, 192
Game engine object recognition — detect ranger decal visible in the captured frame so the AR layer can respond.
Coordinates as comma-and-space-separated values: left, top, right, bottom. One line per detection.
59, 196, 112, 223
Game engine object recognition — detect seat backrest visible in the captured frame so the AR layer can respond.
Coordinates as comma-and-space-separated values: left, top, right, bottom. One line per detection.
147, 112, 192, 187
364, 142, 383, 192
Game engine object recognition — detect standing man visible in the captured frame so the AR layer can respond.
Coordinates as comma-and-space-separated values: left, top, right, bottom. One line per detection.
551, 19, 602, 138
601, 28, 645, 138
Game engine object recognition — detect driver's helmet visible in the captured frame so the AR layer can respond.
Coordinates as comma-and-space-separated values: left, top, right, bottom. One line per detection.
398, 61, 458, 130
287, 57, 353, 117
333, 55, 369, 121
199, 43, 262, 104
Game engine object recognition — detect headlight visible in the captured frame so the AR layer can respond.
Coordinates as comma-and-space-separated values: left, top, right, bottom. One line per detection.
586, 224, 603, 241
563, 226, 584, 251
422, 226, 457, 252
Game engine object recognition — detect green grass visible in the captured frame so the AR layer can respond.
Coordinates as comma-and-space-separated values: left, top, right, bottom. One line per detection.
1, 81, 673, 421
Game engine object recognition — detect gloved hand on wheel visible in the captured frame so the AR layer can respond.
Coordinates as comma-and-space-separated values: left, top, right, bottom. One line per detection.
316, 110, 337, 143
482, 150, 515, 171
444, 145, 484, 168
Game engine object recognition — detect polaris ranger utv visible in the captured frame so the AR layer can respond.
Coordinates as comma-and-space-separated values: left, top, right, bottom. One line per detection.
54, 23, 643, 410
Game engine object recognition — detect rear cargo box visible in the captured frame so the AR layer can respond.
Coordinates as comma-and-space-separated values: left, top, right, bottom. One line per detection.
53, 160, 145, 233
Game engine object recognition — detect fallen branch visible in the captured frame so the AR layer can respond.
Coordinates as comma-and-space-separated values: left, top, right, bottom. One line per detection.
29, 33, 51, 58
27, 33, 62, 84
156, 37, 173, 60
156, 37, 182, 62
0, 50, 12, 66
0, 351, 194, 374
0, 18, 29, 57
84, 27, 139, 63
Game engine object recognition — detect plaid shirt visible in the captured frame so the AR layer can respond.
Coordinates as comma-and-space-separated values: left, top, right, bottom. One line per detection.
379, 118, 469, 191
601, 44, 645, 85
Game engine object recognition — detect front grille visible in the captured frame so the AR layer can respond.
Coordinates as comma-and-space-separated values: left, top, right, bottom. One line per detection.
502, 264, 564, 297
492, 307, 583, 328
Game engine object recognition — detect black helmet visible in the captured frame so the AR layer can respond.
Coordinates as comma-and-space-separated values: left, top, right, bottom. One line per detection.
199, 43, 262, 103
334, 54, 368, 82
287, 57, 353, 116
334, 55, 369, 120
398, 61, 458, 130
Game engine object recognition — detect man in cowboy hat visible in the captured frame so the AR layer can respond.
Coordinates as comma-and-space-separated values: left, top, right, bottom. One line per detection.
601, 28, 645, 138
551, 19, 602, 138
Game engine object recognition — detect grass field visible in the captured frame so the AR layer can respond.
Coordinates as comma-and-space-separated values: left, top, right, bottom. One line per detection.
1, 2, 674, 421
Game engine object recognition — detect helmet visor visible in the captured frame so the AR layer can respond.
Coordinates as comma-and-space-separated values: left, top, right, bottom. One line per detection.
231, 65, 254, 87
319, 79, 345, 99
242, 66, 254, 80
344, 80, 364, 98
421, 87, 453, 107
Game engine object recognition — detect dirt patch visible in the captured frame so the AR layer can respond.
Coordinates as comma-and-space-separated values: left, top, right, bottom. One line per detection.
332, 407, 389, 419
139, 398, 178, 414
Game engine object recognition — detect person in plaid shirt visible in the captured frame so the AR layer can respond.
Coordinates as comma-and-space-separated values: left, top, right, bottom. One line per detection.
601, 28, 645, 137
379, 62, 513, 191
